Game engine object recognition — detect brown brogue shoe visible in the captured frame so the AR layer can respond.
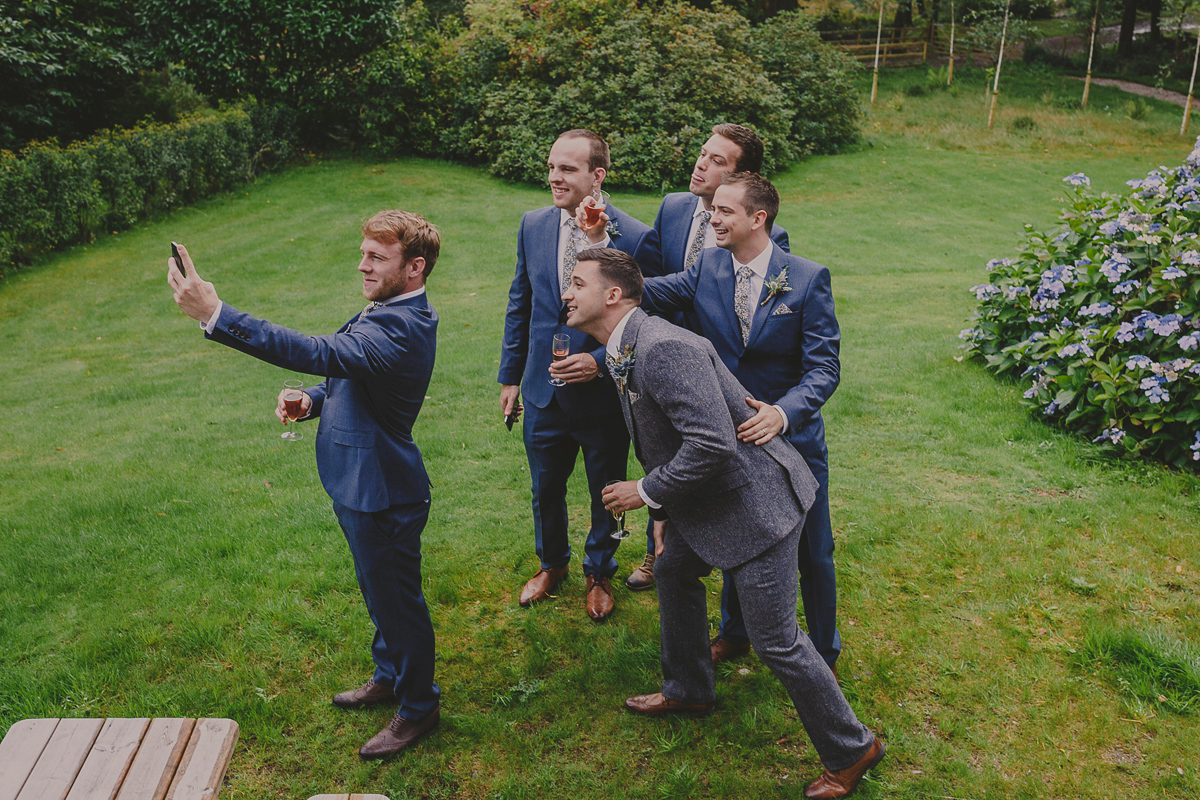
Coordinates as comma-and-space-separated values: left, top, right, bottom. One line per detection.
804, 736, 885, 799
586, 575, 615, 620
332, 678, 395, 709
624, 552, 656, 591
519, 565, 569, 607
710, 636, 752, 667
624, 692, 714, 716
359, 708, 440, 760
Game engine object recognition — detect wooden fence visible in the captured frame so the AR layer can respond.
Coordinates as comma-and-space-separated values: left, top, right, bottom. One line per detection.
821, 25, 990, 68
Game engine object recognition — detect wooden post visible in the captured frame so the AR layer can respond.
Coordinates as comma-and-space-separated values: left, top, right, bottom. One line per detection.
871, 0, 886, 104
948, 0, 956, 85
1184, 20, 1200, 135
988, 0, 1011, 129
1083, 3, 1098, 108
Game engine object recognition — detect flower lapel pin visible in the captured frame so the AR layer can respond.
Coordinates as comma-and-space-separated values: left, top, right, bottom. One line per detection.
606, 344, 636, 393
760, 265, 791, 306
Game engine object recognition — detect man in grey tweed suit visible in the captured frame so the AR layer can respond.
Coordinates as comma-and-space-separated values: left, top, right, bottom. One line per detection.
563, 247, 884, 799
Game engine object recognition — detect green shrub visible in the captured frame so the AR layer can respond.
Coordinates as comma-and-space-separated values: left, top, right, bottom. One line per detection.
960, 141, 1200, 469
0, 102, 296, 277
1009, 115, 1038, 133
383, 0, 859, 190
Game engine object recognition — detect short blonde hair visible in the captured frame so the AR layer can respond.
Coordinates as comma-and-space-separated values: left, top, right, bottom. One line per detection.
362, 210, 441, 277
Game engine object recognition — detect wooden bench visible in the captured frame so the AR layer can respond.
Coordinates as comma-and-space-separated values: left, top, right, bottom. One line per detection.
0, 718, 238, 800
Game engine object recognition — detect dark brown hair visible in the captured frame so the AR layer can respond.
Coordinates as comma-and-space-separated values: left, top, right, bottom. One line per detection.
557, 129, 611, 172
720, 172, 780, 229
711, 123, 764, 174
576, 247, 643, 303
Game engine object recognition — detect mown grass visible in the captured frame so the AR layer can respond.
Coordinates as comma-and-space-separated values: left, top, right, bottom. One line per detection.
1, 65, 1198, 798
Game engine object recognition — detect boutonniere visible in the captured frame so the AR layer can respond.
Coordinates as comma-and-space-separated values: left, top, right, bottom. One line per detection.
760, 265, 791, 306
605, 218, 621, 239
606, 344, 636, 393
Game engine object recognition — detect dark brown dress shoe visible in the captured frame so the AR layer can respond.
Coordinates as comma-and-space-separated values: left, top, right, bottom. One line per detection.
804, 736, 885, 799
624, 553, 656, 590
519, 565, 569, 607
359, 708, 440, 760
586, 575, 615, 620
710, 636, 752, 667
332, 678, 395, 709
624, 692, 714, 716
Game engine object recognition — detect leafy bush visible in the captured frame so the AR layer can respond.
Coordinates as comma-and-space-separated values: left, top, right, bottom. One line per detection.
960, 140, 1200, 469
401, 0, 859, 190
0, 101, 297, 276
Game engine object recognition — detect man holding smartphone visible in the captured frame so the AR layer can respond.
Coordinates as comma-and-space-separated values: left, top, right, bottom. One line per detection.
167, 210, 442, 760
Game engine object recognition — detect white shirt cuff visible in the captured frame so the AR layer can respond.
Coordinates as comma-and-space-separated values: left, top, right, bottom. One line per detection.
636, 478, 661, 509
201, 301, 223, 334
772, 404, 789, 434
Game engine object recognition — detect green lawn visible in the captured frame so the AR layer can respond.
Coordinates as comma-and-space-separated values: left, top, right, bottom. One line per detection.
2, 66, 1199, 798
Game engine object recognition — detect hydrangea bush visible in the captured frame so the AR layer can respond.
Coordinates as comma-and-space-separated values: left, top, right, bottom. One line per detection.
960, 139, 1200, 469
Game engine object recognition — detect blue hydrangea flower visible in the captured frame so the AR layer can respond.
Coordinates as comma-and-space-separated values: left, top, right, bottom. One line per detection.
1125, 354, 1153, 369
1148, 314, 1183, 336
958, 328, 977, 341
1113, 279, 1141, 296
1059, 342, 1094, 358
1180, 334, 1199, 351
1080, 302, 1116, 318
1192, 432, 1200, 461
1181, 250, 1200, 266
1141, 375, 1169, 403
1162, 265, 1186, 280
1064, 173, 1090, 186
1092, 427, 1126, 445
970, 284, 1001, 301
1115, 322, 1138, 343
1100, 253, 1132, 281
1044, 401, 1059, 415
1099, 220, 1123, 236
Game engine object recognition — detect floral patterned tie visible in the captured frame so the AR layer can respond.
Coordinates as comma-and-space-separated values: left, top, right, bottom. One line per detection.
357, 301, 382, 324
684, 210, 712, 271
735, 264, 754, 344
561, 218, 581, 294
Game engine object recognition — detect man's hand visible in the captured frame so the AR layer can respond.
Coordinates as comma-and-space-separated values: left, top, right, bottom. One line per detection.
500, 384, 523, 422
602, 479, 646, 514
549, 353, 599, 384
275, 388, 312, 425
652, 519, 666, 557
737, 397, 785, 445
166, 243, 221, 323
574, 196, 609, 245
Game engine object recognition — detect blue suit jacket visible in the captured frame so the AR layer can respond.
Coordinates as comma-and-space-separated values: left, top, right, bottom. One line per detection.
640, 243, 839, 461
635, 192, 790, 278
207, 293, 437, 512
498, 204, 651, 413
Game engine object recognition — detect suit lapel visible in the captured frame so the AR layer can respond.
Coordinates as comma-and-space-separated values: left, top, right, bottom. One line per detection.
746, 246, 787, 348
619, 310, 646, 462
536, 207, 564, 303
670, 195, 697, 263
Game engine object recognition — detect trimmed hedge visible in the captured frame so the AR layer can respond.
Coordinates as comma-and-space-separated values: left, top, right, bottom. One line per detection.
0, 101, 297, 277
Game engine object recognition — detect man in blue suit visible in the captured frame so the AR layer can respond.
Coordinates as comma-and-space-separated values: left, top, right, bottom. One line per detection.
499, 129, 651, 621
624, 123, 789, 592
641, 173, 843, 675
167, 211, 442, 759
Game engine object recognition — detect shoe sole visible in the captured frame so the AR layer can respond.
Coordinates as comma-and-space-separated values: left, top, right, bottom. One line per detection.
624, 580, 655, 591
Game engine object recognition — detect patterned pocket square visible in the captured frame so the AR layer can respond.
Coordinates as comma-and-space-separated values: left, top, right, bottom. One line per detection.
772, 303, 795, 316
627, 390, 640, 403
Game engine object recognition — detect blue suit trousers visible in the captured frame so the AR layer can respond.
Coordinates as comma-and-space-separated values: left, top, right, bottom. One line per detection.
333, 499, 440, 721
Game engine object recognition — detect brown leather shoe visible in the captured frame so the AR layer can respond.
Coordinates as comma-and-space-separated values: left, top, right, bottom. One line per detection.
359, 708, 440, 760
519, 565, 569, 607
586, 574, 615, 620
804, 736, 885, 798
332, 678, 395, 709
624, 552, 656, 590
624, 692, 714, 716
710, 636, 752, 667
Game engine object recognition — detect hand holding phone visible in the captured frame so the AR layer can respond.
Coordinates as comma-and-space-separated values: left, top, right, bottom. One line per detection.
171, 242, 186, 276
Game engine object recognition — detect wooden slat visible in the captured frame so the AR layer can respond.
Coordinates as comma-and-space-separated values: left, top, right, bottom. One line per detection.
65, 719, 151, 800
307, 795, 391, 800
0, 719, 60, 800
17, 719, 105, 800
114, 719, 194, 800
165, 719, 238, 800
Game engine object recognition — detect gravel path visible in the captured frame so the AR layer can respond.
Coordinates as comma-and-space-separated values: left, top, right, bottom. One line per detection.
1073, 77, 1195, 108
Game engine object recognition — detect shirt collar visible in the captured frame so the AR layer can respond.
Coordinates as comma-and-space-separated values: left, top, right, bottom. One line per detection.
559, 207, 576, 227
374, 286, 426, 306
733, 244, 772, 279
693, 195, 711, 219
606, 307, 639, 362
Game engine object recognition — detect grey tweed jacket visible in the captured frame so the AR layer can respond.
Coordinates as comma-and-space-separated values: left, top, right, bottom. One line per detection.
618, 309, 818, 570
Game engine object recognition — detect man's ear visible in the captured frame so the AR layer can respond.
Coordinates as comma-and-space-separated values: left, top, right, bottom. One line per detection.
750, 209, 768, 231
593, 167, 607, 189
407, 257, 426, 279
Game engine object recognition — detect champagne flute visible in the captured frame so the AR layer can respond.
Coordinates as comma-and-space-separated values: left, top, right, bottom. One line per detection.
605, 479, 631, 540
281, 379, 305, 440
549, 333, 570, 387
583, 189, 610, 230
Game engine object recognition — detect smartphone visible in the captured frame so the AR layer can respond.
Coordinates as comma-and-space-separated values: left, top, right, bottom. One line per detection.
170, 242, 186, 276
505, 409, 519, 431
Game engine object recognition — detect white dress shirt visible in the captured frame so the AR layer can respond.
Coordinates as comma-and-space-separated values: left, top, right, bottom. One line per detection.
606, 307, 661, 510
685, 195, 718, 254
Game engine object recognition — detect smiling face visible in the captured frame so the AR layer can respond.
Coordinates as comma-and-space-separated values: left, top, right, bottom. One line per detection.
689, 134, 744, 204
709, 183, 766, 255
562, 259, 614, 336
548, 135, 604, 211
358, 237, 418, 300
